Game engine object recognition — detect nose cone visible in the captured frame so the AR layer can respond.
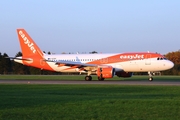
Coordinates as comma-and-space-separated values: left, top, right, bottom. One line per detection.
166, 60, 174, 70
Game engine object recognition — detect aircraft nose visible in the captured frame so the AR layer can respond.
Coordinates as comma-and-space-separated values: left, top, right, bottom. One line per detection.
166, 60, 174, 69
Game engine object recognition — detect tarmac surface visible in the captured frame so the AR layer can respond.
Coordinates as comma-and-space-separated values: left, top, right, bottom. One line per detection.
0, 80, 180, 86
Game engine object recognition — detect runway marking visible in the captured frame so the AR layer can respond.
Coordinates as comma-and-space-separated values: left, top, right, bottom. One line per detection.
0, 80, 180, 86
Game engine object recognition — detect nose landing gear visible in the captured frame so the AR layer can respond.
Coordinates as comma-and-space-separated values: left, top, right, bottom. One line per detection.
148, 71, 153, 81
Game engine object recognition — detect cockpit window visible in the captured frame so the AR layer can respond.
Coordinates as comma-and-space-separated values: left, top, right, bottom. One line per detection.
157, 57, 168, 60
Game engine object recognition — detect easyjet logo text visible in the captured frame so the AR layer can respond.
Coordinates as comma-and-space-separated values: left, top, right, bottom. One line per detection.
120, 54, 144, 59
19, 31, 36, 54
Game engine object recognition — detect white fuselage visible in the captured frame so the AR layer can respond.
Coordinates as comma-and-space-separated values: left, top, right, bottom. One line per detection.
41, 53, 174, 73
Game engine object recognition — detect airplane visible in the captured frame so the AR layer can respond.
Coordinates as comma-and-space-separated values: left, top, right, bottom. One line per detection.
13, 29, 174, 81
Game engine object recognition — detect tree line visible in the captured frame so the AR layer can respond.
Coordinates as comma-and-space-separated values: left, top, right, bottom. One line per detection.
0, 52, 61, 75
163, 50, 180, 75
0, 51, 180, 75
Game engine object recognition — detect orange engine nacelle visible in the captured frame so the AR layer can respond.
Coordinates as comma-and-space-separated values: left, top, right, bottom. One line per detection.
115, 71, 133, 77
97, 67, 115, 78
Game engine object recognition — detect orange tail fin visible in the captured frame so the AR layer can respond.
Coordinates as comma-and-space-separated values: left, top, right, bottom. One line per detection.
17, 29, 44, 58
16, 29, 54, 71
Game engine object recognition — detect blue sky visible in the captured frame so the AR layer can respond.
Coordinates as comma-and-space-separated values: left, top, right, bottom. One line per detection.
1, 0, 180, 56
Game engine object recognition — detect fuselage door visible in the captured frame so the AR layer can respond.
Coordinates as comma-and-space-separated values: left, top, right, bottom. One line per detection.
145, 54, 151, 65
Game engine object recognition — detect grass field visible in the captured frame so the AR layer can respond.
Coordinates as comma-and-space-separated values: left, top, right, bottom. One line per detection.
0, 75, 180, 119
0, 84, 180, 120
0, 75, 180, 81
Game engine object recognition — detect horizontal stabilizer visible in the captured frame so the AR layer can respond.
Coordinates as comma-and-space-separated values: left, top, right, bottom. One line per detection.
6, 57, 32, 61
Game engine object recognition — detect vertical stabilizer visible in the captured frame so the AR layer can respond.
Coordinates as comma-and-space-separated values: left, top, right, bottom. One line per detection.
17, 29, 43, 58
16, 29, 53, 71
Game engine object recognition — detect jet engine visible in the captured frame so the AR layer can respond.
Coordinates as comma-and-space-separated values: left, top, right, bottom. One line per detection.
97, 67, 115, 78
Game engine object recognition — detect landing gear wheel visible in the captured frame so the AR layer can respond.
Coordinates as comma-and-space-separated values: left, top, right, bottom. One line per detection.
149, 77, 153, 81
148, 71, 154, 81
98, 77, 105, 81
85, 76, 92, 81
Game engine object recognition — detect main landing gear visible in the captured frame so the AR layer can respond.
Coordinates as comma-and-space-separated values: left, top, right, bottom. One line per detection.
85, 71, 92, 81
84, 75, 105, 81
148, 71, 153, 81
85, 76, 92, 81
98, 76, 105, 81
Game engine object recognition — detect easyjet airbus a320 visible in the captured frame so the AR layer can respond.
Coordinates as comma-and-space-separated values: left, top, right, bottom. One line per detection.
13, 29, 174, 81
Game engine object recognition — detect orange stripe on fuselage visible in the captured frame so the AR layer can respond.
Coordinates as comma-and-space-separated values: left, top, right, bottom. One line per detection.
87, 52, 163, 65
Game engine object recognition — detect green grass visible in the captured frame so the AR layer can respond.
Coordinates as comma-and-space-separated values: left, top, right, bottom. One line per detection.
0, 75, 180, 81
0, 84, 180, 120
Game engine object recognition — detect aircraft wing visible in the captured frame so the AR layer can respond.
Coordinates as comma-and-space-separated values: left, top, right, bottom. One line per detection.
46, 60, 98, 68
